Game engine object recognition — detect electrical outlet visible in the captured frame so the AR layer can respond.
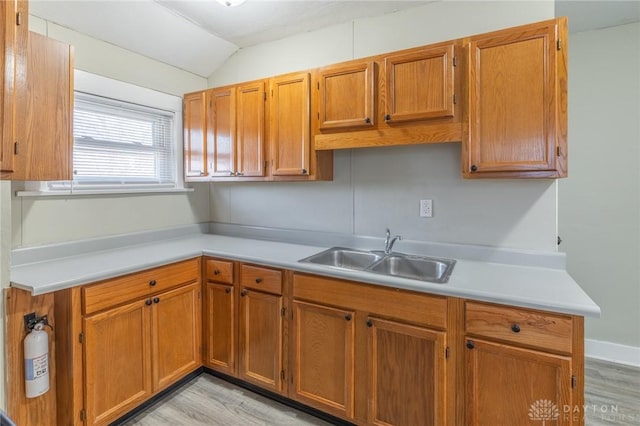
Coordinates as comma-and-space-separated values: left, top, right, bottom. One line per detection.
420, 199, 433, 217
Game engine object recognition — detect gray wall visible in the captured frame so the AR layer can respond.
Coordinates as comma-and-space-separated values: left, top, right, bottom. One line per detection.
208, 0, 558, 252
559, 22, 640, 349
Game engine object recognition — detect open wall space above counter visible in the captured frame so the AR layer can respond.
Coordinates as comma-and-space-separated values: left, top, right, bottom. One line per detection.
184, 17, 568, 182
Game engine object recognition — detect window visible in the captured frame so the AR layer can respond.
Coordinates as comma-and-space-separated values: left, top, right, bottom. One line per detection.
18, 70, 188, 196
67, 92, 176, 188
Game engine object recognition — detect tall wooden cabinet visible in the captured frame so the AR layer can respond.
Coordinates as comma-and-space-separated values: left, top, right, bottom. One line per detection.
269, 72, 311, 177
204, 258, 236, 375
464, 18, 568, 178
1, 2, 73, 181
183, 91, 207, 179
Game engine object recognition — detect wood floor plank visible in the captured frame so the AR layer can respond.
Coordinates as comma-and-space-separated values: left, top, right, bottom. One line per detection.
123, 358, 640, 426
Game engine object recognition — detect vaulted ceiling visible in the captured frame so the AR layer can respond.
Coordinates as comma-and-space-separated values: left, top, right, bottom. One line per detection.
29, 1, 640, 79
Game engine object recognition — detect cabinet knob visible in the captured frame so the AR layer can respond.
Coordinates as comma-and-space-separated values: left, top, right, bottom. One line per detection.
145, 299, 152, 306
466, 340, 475, 349
149, 280, 157, 287
470, 165, 478, 172
255, 278, 263, 284
225, 287, 232, 294
366, 319, 373, 328
214, 269, 221, 275
229, 171, 235, 176
301, 169, 307, 175
384, 114, 391, 121
345, 314, 352, 321
365, 117, 371, 124
511, 324, 521, 333
236, 172, 243, 176
153, 297, 160, 304
241, 290, 247, 297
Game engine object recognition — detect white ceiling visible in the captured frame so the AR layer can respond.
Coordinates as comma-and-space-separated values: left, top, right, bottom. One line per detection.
29, 0, 430, 78
29, 1, 640, 79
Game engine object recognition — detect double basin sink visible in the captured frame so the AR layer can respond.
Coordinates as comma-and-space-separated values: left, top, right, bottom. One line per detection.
299, 247, 456, 284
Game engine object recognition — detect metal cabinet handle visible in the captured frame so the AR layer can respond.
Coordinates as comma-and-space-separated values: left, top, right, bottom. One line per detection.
466, 340, 475, 349
365, 117, 371, 124
153, 297, 160, 304
241, 290, 247, 297
470, 165, 478, 172
366, 319, 373, 327
149, 280, 157, 287
511, 324, 521, 333
225, 287, 232, 294
145, 299, 152, 306
345, 314, 352, 321
384, 114, 391, 121
214, 269, 220, 275
255, 278, 263, 284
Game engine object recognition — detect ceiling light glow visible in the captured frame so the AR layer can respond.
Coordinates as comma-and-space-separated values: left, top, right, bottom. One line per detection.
216, 0, 247, 7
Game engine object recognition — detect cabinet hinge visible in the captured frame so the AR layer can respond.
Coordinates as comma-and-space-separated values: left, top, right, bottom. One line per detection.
445, 347, 450, 359
79, 333, 84, 344
453, 56, 457, 67
317, 112, 320, 120
16, 12, 22, 26
571, 375, 577, 389
80, 409, 86, 422
264, 92, 267, 101
453, 94, 457, 105
280, 370, 285, 381
557, 40, 562, 51
557, 146, 561, 156
281, 307, 286, 317
290, 310, 293, 320
317, 82, 320, 90
13, 142, 18, 155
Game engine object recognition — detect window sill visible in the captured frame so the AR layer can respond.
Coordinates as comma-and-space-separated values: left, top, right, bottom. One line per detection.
15, 187, 195, 197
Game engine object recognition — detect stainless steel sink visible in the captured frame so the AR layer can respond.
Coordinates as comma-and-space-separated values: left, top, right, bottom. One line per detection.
299, 247, 456, 284
367, 254, 456, 283
299, 247, 385, 270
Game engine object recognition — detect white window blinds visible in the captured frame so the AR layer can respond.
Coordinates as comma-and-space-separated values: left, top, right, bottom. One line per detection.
69, 92, 177, 187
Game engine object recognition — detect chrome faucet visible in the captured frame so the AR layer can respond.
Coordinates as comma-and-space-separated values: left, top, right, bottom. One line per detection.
384, 228, 402, 254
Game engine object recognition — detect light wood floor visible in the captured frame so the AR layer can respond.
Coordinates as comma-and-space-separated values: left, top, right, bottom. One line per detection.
123, 359, 640, 426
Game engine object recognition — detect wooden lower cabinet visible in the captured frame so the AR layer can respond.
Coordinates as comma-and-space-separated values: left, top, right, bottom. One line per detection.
83, 298, 153, 426
367, 317, 446, 426
238, 288, 284, 393
82, 280, 201, 426
292, 300, 356, 419
465, 338, 572, 426
205, 282, 236, 374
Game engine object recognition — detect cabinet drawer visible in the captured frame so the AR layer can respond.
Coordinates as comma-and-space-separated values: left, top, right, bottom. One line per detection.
293, 273, 447, 329
240, 264, 282, 295
83, 258, 200, 315
465, 301, 573, 354
205, 258, 234, 284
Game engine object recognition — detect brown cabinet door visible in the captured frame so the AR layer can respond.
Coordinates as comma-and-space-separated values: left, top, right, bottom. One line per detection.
207, 87, 236, 177
465, 338, 572, 426
205, 282, 235, 374
367, 317, 446, 426
318, 61, 375, 130
292, 301, 355, 419
236, 81, 265, 177
1, 0, 28, 173
466, 19, 565, 176
269, 72, 310, 176
183, 91, 207, 179
384, 45, 455, 123
83, 299, 152, 426
152, 283, 202, 392
13, 31, 73, 180
238, 288, 284, 393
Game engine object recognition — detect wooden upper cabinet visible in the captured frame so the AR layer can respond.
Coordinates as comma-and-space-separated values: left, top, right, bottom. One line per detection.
269, 72, 310, 176
465, 18, 568, 178
236, 81, 266, 177
183, 91, 207, 179
13, 31, 73, 181
207, 87, 236, 177
1, 0, 27, 174
384, 44, 455, 123
317, 61, 375, 130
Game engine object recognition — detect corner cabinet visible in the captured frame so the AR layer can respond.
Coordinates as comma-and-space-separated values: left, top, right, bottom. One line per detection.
2, 3, 74, 181
463, 18, 568, 178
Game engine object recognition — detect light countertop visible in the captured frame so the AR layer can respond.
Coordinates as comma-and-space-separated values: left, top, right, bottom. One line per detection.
10, 232, 601, 318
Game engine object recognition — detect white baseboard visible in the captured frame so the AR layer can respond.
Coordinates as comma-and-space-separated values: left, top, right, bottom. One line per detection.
585, 339, 640, 368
